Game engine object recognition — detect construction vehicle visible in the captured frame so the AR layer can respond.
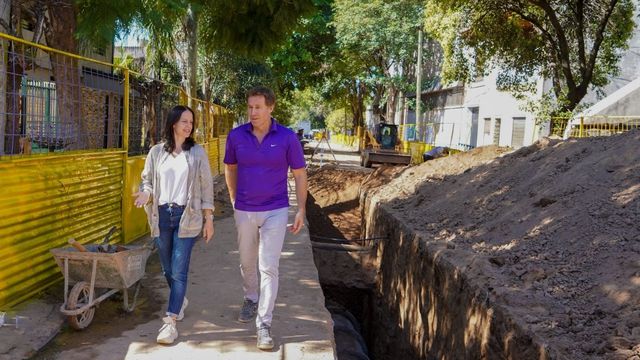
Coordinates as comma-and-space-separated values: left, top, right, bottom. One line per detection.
360, 123, 411, 168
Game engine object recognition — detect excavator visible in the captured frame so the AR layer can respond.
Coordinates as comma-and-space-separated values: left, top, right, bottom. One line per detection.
360, 123, 411, 168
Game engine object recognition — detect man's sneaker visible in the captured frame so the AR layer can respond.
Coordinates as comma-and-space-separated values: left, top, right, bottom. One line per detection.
257, 323, 274, 350
238, 299, 258, 323
176, 297, 188, 321
157, 316, 178, 344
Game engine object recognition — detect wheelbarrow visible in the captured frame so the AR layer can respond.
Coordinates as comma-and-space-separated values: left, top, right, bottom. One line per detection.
50, 235, 153, 330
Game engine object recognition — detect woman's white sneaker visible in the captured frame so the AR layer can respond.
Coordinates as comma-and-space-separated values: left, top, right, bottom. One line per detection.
157, 316, 178, 344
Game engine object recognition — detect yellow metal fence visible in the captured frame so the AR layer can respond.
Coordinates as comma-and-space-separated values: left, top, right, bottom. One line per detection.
549, 116, 640, 138
334, 115, 638, 166
0, 33, 233, 308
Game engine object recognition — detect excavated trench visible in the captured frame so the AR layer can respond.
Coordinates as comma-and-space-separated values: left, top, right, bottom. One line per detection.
307, 165, 549, 360
306, 166, 377, 360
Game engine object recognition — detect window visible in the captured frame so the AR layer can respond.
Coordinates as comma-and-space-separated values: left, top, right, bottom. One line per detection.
483, 118, 491, 135
493, 118, 501, 145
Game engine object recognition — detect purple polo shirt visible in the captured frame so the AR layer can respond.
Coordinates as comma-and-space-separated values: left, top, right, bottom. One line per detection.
224, 118, 306, 212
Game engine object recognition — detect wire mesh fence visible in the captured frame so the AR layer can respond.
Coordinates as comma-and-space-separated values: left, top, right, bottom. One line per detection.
0, 33, 233, 158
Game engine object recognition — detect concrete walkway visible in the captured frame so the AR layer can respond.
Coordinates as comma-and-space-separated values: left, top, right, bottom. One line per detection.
31, 186, 336, 360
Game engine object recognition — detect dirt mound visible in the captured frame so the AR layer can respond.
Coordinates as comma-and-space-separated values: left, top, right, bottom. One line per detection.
378, 131, 640, 359
368, 145, 512, 201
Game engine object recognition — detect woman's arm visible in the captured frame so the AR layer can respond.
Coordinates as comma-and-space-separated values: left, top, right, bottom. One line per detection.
199, 147, 215, 243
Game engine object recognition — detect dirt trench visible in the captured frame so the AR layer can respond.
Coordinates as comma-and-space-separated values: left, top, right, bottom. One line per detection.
307, 163, 552, 360
308, 132, 640, 360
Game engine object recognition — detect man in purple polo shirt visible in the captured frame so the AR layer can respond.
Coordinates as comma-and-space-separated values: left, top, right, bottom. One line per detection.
224, 86, 307, 350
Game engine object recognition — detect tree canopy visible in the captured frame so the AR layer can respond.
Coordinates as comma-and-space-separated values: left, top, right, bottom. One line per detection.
424, 0, 636, 114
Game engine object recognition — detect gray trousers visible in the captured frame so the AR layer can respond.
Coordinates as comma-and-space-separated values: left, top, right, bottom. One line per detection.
234, 207, 289, 327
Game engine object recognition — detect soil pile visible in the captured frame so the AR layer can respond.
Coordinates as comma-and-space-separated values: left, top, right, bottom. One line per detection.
374, 131, 640, 359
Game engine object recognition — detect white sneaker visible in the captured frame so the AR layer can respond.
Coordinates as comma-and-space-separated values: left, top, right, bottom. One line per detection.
157, 316, 178, 344
176, 297, 188, 321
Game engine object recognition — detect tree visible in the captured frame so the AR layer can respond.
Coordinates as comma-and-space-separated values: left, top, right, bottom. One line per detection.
332, 0, 425, 122
199, 0, 316, 57
285, 88, 328, 129
77, 0, 317, 108
424, 0, 636, 116
268, 0, 367, 130
325, 107, 352, 134
199, 49, 279, 117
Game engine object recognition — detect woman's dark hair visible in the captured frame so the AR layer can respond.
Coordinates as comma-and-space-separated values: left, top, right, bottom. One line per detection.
163, 105, 196, 153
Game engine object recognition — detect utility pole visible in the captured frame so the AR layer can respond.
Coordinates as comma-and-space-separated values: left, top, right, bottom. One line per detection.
415, 28, 423, 142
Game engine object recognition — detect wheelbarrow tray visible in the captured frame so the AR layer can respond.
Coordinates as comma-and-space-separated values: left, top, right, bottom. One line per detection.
51, 246, 151, 289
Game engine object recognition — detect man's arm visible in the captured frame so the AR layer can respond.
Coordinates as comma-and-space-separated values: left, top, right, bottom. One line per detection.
225, 163, 238, 206
290, 167, 307, 234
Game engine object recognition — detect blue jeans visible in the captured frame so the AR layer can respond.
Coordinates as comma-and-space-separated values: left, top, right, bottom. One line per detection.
156, 204, 196, 317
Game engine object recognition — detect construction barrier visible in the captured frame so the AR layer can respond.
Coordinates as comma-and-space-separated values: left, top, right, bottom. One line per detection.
0, 33, 233, 308
549, 116, 640, 139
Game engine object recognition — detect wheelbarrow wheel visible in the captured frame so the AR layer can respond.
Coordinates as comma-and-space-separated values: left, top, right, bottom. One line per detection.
67, 281, 96, 330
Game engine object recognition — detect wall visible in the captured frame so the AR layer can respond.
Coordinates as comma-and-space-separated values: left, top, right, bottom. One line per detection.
465, 70, 540, 149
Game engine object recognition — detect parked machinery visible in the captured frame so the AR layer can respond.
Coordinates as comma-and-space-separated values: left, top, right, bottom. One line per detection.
360, 123, 411, 168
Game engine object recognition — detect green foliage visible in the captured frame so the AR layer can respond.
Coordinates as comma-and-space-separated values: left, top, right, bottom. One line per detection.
325, 108, 352, 133
76, 0, 184, 50
286, 88, 328, 129
200, 49, 279, 116
199, 0, 317, 58
268, 0, 336, 93
424, 0, 636, 115
332, 0, 424, 90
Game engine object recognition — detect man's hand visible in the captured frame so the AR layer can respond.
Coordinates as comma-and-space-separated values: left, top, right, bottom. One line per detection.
289, 210, 305, 234
203, 218, 214, 244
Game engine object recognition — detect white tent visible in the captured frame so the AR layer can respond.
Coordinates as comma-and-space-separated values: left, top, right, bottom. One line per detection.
563, 76, 640, 138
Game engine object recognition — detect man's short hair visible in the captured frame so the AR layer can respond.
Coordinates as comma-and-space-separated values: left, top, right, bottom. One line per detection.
246, 86, 276, 106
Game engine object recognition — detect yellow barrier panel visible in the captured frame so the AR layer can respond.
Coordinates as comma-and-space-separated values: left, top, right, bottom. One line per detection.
123, 156, 149, 243
0, 152, 124, 308
0, 32, 234, 309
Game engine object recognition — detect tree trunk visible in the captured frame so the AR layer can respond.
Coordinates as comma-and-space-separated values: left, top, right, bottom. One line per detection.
349, 80, 365, 129
397, 92, 405, 126
202, 73, 211, 102
185, 5, 198, 108
371, 83, 384, 123
45, 0, 83, 150
386, 85, 398, 125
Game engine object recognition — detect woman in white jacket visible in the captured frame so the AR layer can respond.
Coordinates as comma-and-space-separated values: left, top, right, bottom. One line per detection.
134, 105, 215, 344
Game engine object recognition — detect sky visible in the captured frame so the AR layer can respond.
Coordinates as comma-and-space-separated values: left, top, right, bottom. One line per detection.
114, 25, 148, 47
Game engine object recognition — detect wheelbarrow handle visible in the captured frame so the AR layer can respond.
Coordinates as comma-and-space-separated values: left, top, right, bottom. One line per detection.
102, 226, 118, 245
68, 238, 89, 252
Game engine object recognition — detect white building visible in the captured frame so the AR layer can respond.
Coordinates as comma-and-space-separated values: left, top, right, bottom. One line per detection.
406, 5, 640, 150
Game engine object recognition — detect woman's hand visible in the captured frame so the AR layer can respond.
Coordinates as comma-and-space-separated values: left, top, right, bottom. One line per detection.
133, 191, 150, 208
203, 218, 214, 244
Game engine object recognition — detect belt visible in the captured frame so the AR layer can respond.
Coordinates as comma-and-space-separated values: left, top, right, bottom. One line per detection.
161, 203, 186, 209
